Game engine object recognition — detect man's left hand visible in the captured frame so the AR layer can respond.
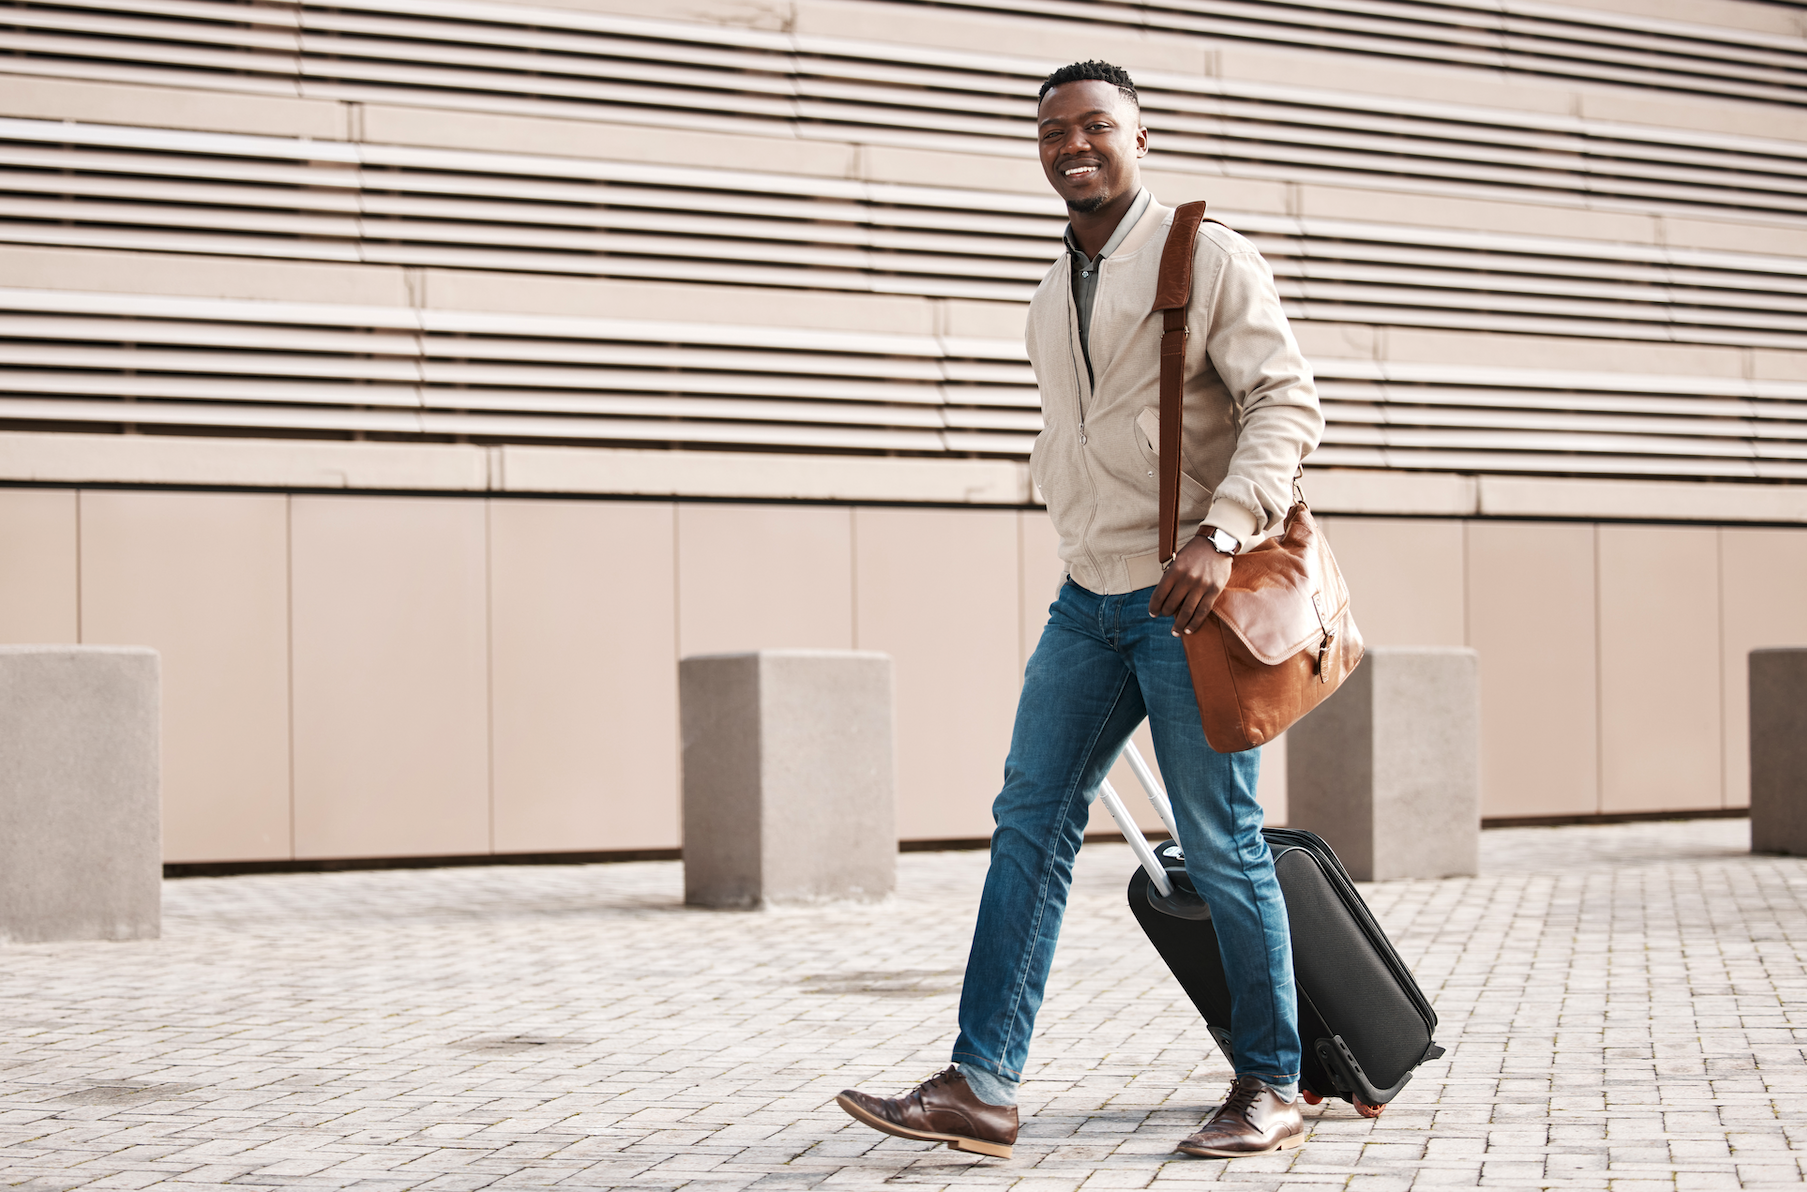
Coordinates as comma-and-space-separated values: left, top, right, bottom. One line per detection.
1149, 536, 1233, 636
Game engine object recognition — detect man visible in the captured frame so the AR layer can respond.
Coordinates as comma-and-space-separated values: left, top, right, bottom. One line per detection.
835, 60, 1323, 1160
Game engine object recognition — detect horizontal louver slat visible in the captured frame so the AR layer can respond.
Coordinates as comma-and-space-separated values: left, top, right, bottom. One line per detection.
5, 121, 1803, 347
2, 289, 1802, 484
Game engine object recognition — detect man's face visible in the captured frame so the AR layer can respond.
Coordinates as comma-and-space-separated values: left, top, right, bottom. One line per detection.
1037, 80, 1147, 214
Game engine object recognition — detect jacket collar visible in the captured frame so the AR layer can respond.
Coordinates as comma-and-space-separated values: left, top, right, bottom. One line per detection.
1063, 188, 1154, 262
1112, 195, 1172, 260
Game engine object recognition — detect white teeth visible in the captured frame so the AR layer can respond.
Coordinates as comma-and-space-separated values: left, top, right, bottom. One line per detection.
1064, 166, 1096, 176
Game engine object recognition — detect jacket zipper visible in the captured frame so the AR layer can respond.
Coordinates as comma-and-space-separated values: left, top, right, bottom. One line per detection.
1066, 261, 1103, 581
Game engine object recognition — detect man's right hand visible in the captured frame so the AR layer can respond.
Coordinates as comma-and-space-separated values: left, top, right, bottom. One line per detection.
1148, 536, 1233, 636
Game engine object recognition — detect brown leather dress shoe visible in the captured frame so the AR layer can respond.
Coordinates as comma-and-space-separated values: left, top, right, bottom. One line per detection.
835, 1065, 1019, 1158
1175, 1074, 1306, 1158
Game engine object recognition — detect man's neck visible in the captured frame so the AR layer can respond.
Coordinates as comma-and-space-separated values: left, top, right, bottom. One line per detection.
1068, 185, 1142, 258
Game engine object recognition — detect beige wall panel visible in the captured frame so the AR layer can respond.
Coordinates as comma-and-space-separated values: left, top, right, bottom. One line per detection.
1219, 44, 1576, 114
1557, 0, 1805, 35
0, 245, 413, 307
1143, 171, 1291, 214
854, 507, 1020, 841
1648, 217, 1807, 259
290, 496, 491, 858
421, 269, 936, 335
0, 489, 77, 643
1317, 517, 1466, 647
1380, 326, 1743, 378
78, 491, 291, 863
1465, 521, 1598, 819
1753, 350, 1807, 382
676, 504, 853, 657
0, 74, 342, 138
1, 433, 484, 494
1476, 475, 1807, 526
1574, 87, 1807, 143
794, 0, 1207, 70
489, 500, 680, 853
516, 0, 789, 28
1719, 528, 1807, 810
1292, 322, 1383, 362
942, 298, 1031, 341
362, 104, 853, 178
858, 145, 1047, 196
1596, 524, 1722, 814
1299, 185, 1659, 245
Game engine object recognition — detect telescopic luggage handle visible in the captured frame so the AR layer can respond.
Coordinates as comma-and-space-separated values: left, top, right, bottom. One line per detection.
1094, 741, 1182, 896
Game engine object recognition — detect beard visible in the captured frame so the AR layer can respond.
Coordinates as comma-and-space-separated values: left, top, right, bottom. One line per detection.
1066, 192, 1110, 214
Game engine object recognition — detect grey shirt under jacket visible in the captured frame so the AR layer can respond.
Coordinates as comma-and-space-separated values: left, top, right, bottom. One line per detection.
1065, 188, 1152, 384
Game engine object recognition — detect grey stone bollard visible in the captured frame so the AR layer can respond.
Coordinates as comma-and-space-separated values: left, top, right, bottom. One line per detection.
1751, 648, 1807, 856
0, 646, 161, 944
680, 650, 895, 908
1286, 646, 1479, 881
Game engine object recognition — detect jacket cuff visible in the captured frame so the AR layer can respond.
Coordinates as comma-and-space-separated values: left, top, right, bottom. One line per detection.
1201, 498, 1261, 552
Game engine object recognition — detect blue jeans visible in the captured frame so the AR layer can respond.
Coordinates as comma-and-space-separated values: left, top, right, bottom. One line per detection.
951, 579, 1300, 1086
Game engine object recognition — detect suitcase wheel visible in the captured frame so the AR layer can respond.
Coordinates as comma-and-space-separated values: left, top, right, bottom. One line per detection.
1299, 1090, 1323, 1106
1354, 1098, 1384, 1119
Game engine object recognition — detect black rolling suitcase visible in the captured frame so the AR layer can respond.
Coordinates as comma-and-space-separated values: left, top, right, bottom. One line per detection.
1097, 745, 1444, 1116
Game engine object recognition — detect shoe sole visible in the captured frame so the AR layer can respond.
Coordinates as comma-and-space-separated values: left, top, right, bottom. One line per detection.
834, 1093, 1014, 1159
1175, 1132, 1306, 1159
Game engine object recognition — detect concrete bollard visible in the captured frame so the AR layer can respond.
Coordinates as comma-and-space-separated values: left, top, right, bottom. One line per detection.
1751, 648, 1807, 857
1286, 646, 1479, 881
679, 650, 895, 908
0, 646, 161, 944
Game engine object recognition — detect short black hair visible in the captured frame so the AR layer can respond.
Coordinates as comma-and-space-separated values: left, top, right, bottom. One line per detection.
1038, 60, 1138, 109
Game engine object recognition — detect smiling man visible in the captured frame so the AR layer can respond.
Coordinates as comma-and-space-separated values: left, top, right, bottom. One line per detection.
835, 60, 1323, 1161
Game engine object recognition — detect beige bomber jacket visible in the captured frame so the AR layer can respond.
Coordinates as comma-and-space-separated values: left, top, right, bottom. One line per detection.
1026, 197, 1324, 595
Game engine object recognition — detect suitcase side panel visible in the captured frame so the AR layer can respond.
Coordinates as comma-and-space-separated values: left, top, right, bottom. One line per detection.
1272, 846, 1434, 1093
1265, 828, 1438, 1030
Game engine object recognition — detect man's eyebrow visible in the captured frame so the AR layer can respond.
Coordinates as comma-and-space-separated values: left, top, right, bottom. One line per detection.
1037, 107, 1114, 129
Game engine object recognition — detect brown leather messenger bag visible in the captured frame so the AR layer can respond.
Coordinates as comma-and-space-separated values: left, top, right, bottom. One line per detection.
1155, 201, 1364, 753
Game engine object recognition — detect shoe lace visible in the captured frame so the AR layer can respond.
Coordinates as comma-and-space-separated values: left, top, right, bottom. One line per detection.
1216, 1079, 1262, 1123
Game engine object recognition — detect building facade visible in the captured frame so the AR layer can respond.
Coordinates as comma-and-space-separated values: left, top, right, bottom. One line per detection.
1, 0, 1804, 864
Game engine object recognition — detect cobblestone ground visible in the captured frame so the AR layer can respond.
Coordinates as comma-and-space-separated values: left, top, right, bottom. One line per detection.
2, 818, 1803, 1191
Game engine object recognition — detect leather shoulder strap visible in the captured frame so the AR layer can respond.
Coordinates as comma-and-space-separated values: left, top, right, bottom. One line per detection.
1154, 201, 1209, 564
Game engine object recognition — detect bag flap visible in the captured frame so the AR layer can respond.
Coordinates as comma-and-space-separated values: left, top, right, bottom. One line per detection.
1210, 507, 1351, 665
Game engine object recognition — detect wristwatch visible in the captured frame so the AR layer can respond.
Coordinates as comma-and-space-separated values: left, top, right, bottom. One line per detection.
1203, 526, 1240, 556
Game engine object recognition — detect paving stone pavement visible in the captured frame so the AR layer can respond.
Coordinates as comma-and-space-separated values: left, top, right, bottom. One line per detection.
2, 818, 1803, 1191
